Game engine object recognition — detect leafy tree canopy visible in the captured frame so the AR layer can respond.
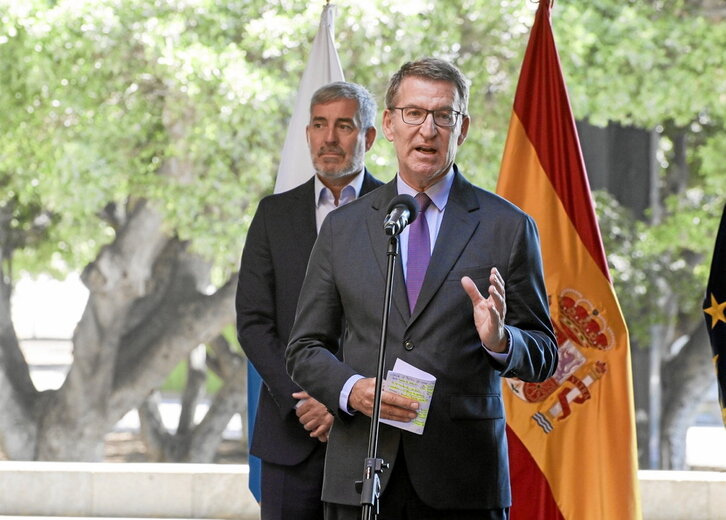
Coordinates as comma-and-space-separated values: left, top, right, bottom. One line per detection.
0, 0, 723, 294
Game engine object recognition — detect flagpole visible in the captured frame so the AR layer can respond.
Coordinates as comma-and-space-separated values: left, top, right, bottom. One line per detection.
272, 3, 344, 193
246, 3, 345, 503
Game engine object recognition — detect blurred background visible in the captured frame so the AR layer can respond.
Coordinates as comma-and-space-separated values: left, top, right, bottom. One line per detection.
0, 0, 724, 470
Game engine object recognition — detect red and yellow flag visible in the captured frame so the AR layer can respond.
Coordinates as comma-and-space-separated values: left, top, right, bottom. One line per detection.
496, 2, 641, 519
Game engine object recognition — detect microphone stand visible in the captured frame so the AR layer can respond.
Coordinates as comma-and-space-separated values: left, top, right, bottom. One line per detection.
358, 235, 399, 520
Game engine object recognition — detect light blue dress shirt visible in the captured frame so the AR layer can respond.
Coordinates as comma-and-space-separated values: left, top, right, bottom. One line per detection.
314, 170, 366, 232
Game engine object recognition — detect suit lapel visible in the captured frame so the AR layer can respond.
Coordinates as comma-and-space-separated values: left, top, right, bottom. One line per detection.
290, 178, 318, 257
291, 171, 381, 292
360, 169, 383, 196
366, 181, 411, 321
409, 170, 480, 324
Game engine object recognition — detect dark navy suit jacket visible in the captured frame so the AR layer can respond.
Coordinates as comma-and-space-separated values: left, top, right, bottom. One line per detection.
236, 171, 383, 465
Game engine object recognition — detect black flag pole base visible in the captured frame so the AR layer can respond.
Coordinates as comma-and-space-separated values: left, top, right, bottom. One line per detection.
356, 457, 389, 520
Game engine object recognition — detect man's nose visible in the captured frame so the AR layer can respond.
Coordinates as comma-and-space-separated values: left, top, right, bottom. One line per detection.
418, 112, 438, 138
324, 126, 338, 143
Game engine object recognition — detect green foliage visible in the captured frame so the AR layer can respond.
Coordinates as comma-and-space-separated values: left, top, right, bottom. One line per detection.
0, 0, 723, 334
595, 188, 722, 345
557, 0, 726, 128
335, 0, 537, 189
0, 0, 307, 275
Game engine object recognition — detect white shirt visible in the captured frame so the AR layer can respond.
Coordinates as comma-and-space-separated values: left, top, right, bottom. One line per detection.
314, 170, 366, 232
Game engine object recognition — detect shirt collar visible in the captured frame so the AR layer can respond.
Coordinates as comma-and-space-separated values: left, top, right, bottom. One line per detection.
395, 166, 455, 211
314, 169, 366, 207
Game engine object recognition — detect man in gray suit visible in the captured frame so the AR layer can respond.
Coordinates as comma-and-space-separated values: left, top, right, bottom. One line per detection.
286, 58, 558, 519
237, 82, 383, 520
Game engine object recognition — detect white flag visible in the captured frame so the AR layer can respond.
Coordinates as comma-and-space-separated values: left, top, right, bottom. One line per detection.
248, 4, 346, 502
273, 4, 345, 194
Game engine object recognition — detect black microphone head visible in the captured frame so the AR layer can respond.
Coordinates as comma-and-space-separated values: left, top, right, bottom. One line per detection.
386, 194, 418, 224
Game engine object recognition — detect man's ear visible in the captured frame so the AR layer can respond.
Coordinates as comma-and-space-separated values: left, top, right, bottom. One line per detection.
364, 126, 376, 151
382, 109, 395, 142
457, 115, 470, 146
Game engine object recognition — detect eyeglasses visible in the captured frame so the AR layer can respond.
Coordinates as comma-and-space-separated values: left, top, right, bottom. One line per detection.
390, 106, 464, 128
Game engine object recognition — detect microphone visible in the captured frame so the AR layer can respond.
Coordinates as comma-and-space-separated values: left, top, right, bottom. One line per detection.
383, 194, 418, 236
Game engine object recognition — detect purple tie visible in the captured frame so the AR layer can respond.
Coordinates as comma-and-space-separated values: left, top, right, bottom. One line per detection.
406, 192, 432, 312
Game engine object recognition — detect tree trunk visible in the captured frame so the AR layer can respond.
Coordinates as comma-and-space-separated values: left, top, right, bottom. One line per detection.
660, 323, 712, 469
0, 262, 37, 459
137, 336, 248, 463
33, 199, 169, 460
0, 74, 247, 461
0, 204, 41, 459
186, 334, 248, 463
630, 341, 651, 468
0, 192, 239, 461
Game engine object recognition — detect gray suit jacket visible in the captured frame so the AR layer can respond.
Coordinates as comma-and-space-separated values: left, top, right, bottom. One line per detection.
286, 168, 558, 509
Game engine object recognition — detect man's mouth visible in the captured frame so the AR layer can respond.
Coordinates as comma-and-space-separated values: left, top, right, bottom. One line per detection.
319, 148, 344, 157
414, 146, 437, 154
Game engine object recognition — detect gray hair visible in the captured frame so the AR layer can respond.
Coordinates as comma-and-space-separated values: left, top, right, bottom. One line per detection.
310, 81, 377, 130
385, 58, 469, 114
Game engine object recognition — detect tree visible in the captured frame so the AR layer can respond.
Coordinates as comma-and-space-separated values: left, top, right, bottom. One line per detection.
0, 0, 301, 460
0, 0, 723, 466
556, 0, 726, 468
0, 0, 536, 461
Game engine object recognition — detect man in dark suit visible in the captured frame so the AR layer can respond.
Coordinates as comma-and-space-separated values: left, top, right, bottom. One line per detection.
286, 58, 559, 519
236, 81, 383, 520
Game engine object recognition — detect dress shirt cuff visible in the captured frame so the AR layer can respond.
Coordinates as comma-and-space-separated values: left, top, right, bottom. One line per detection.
339, 374, 365, 415
483, 329, 511, 363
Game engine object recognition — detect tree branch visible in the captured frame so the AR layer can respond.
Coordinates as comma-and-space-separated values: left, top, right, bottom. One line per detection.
108, 275, 237, 427
138, 390, 173, 461
177, 346, 207, 436
660, 323, 712, 469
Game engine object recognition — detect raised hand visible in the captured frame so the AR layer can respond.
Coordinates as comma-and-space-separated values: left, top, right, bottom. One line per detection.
460, 267, 508, 353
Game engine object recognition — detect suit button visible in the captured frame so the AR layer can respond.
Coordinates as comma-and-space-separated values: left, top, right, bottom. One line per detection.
403, 339, 414, 351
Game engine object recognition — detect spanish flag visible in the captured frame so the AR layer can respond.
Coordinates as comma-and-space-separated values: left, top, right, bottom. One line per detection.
496, 2, 642, 518
703, 204, 726, 426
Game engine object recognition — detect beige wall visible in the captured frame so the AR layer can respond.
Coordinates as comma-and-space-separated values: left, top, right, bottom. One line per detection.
0, 463, 725, 520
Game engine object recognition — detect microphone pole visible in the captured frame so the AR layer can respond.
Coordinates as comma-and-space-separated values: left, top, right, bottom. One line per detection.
358, 194, 416, 520
359, 234, 397, 520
